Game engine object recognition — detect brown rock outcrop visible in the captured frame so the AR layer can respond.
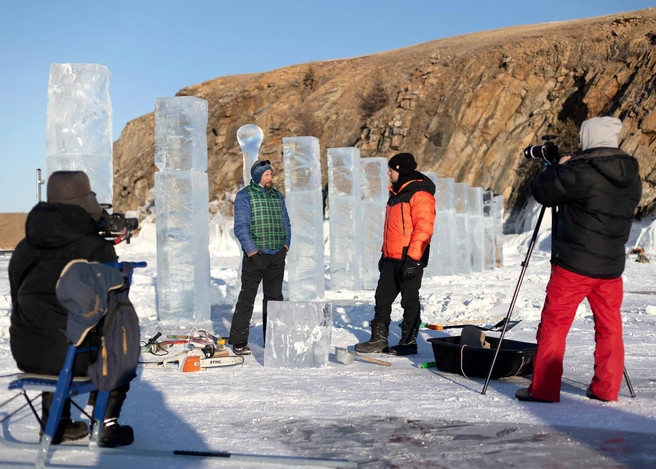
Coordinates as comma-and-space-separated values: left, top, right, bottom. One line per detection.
113, 9, 656, 223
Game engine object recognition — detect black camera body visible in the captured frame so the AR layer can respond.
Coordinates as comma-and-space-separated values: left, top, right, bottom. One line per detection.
524, 135, 560, 164
98, 204, 139, 244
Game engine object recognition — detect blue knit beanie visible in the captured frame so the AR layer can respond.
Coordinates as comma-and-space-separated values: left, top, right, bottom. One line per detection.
251, 160, 272, 184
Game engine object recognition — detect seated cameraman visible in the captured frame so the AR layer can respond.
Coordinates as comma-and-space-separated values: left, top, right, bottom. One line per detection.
9, 171, 134, 446
516, 117, 641, 403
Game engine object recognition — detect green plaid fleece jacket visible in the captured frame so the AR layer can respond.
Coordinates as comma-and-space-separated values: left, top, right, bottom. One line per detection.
240, 181, 288, 251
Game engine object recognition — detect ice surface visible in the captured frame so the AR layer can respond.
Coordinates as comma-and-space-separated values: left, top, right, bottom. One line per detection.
264, 301, 332, 368
435, 178, 456, 276
237, 124, 264, 186
283, 137, 324, 300
328, 148, 362, 291
423, 172, 439, 277
454, 182, 471, 274
155, 97, 208, 172
155, 97, 210, 322
46, 63, 113, 204
360, 158, 388, 289
469, 187, 484, 272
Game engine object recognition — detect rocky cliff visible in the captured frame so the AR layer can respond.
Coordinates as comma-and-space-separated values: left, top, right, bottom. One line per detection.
113, 9, 656, 226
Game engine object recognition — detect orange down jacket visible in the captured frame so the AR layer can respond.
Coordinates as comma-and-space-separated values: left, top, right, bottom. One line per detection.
381, 174, 436, 264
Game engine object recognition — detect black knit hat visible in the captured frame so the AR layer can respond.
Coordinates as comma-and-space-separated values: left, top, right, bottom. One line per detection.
388, 153, 417, 175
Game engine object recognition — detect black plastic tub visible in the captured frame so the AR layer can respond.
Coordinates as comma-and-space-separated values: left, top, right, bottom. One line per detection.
427, 336, 537, 379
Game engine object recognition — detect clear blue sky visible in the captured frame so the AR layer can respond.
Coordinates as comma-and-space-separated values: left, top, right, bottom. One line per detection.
0, 0, 651, 212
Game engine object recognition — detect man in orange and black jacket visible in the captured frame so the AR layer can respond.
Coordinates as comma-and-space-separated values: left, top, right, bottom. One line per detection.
356, 153, 436, 356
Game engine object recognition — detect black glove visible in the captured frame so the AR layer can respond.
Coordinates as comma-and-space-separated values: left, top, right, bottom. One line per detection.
378, 256, 384, 272
401, 260, 423, 281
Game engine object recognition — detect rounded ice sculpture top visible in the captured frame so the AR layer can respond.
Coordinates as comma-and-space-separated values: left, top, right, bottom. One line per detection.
237, 124, 264, 186
155, 97, 208, 171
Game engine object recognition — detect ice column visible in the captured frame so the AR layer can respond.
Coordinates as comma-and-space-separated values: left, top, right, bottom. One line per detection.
327, 148, 362, 290
483, 190, 496, 270
155, 97, 210, 323
46, 64, 113, 205
360, 158, 388, 289
454, 182, 471, 275
423, 172, 439, 277
264, 301, 332, 368
493, 195, 505, 267
436, 178, 456, 276
282, 137, 324, 300
469, 187, 484, 272
237, 124, 264, 187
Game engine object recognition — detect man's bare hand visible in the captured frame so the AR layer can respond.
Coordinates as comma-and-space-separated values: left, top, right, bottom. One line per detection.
247, 250, 258, 257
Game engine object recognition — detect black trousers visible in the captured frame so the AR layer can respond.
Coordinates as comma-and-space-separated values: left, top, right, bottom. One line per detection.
41, 382, 130, 425
373, 259, 424, 328
229, 249, 286, 346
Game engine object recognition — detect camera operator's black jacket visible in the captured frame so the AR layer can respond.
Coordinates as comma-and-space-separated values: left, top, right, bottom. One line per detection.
531, 147, 641, 279
9, 202, 118, 374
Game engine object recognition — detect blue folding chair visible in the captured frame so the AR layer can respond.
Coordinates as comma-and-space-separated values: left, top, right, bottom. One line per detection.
0, 260, 145, 469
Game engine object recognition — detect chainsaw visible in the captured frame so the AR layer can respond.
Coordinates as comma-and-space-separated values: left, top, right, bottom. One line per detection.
143, 349, 245, 372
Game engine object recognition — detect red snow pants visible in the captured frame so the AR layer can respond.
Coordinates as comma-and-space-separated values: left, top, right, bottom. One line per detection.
528, 264, 624, 402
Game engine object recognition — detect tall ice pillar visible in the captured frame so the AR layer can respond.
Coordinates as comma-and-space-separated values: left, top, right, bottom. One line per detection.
282, 136, 325, 300
454, 182, 471, 275
155, 97, 210, 323
327, 147, 362, 291
436, 178, 456, 276
469, 187, 484, 272
46, 63, 113, 205
360, 157, 388, 289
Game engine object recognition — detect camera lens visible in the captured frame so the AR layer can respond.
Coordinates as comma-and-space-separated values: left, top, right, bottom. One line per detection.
523, 145, 543, 159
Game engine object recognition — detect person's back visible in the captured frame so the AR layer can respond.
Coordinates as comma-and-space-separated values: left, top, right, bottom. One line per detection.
10, 191, 116, 374
531, 117, 642, 278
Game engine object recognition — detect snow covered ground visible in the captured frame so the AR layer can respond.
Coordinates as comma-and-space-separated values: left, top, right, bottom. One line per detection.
1, 218, 655, 468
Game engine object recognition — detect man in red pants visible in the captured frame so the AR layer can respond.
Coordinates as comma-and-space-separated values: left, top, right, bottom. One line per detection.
516, 117, 641, 403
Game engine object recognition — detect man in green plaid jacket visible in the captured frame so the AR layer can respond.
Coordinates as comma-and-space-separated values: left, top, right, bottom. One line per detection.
229, 160, 291, 355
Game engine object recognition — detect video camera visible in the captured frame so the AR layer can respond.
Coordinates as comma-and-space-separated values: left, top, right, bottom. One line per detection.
524, 135, 560, 165
98, 204, 139, 244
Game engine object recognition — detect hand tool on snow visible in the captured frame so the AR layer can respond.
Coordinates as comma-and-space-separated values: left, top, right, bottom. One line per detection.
334, 347, 392, 366
420, 318, 520, 332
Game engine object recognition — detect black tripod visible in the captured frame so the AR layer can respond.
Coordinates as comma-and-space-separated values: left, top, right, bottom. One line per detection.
481, 204, 636, 398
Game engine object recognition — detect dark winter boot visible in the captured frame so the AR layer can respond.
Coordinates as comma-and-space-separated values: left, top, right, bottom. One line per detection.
98, 418, 134, 448
388, 320, 419, 356
355, 321, 389, 353
40, 392, 89, 444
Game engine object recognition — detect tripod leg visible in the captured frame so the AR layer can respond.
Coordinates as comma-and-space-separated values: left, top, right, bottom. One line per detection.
482, 205, 547, 395
623, 366, 636, 398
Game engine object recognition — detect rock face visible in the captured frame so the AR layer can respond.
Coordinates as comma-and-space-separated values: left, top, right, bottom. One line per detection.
113, 9, 656, 226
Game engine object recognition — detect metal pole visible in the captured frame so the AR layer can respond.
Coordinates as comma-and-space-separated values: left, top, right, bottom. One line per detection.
624, 366, 636, 398
36, 168, 45, 203
482, 204, 546, 394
